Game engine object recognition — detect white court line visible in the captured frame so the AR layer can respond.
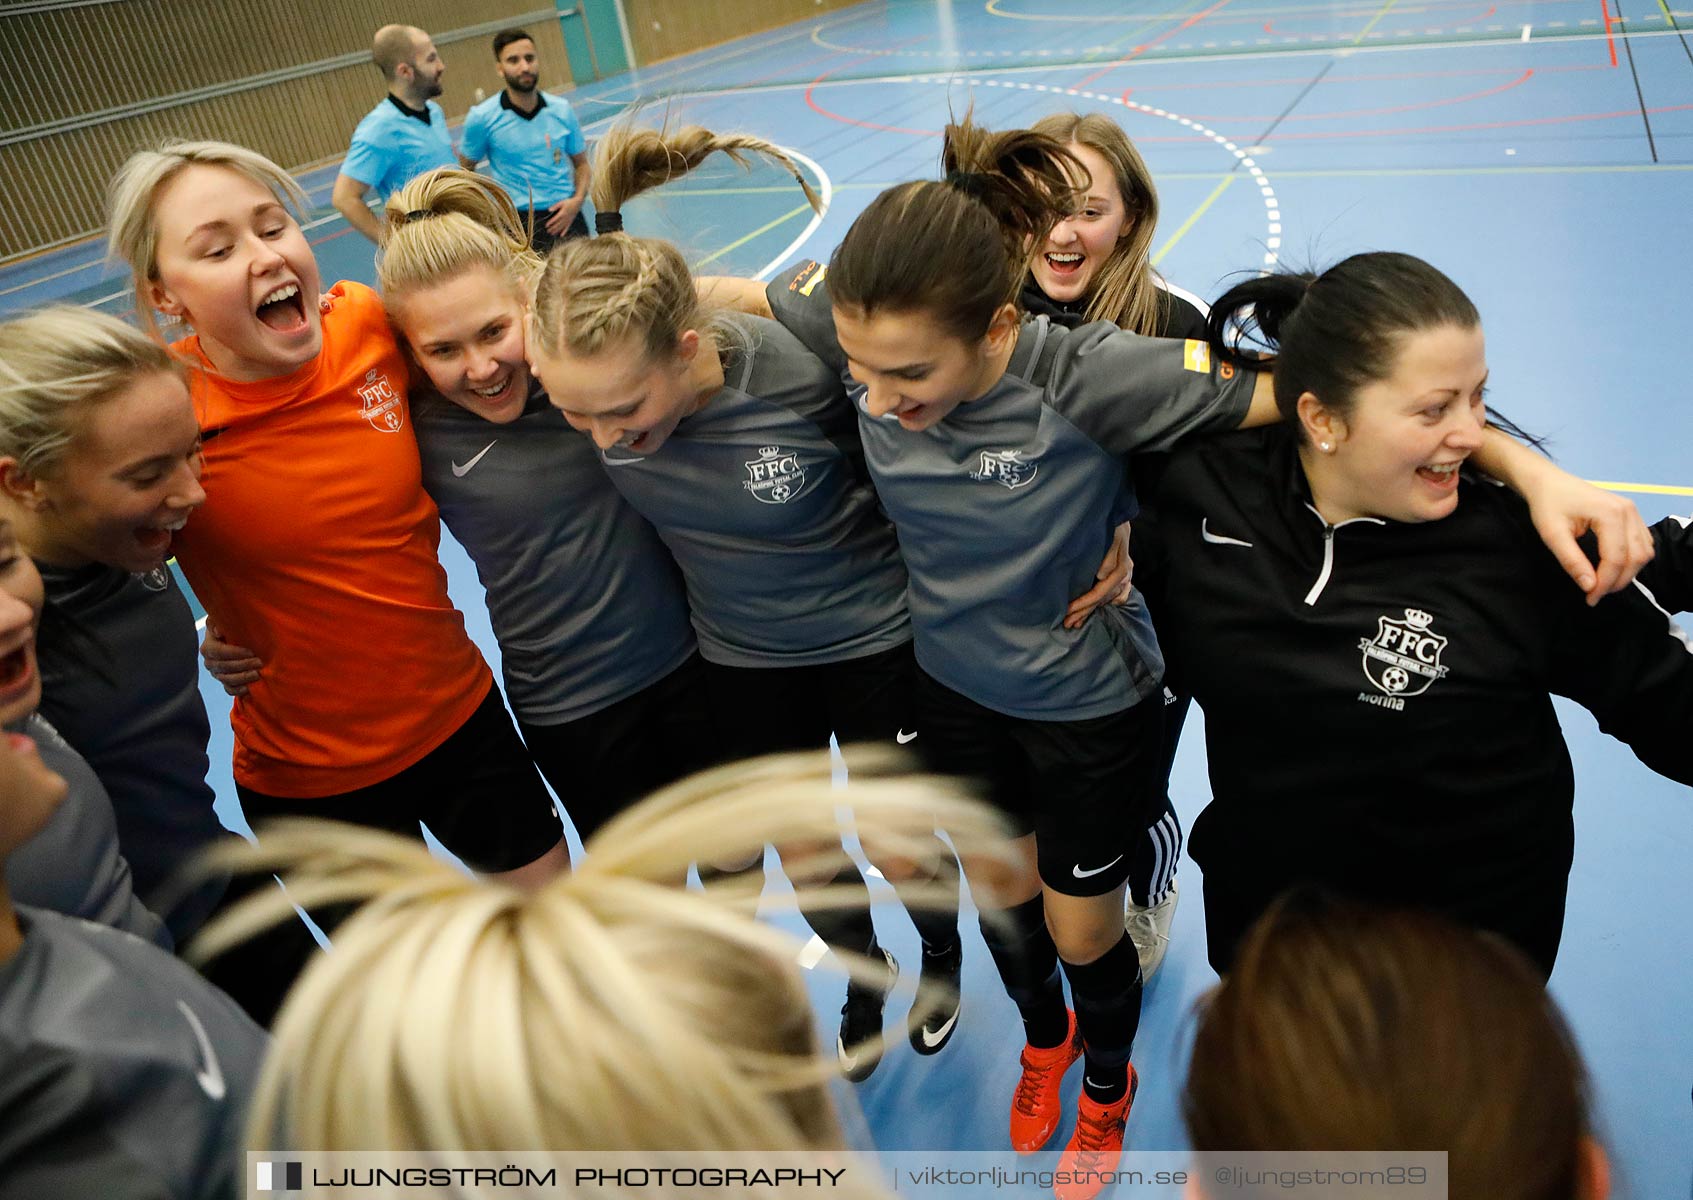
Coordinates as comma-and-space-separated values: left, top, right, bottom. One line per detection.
911, 75, 1283, 268
752, 145, 834, 280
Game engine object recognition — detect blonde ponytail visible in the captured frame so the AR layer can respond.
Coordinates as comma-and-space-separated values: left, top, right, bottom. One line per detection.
194, 749, 1017, 1163
531, 121, 821, 365
378, 167, 542, 307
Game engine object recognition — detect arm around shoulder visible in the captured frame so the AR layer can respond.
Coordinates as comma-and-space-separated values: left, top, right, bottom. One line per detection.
1471, 427, 1654, 604
698, 276, 774, 318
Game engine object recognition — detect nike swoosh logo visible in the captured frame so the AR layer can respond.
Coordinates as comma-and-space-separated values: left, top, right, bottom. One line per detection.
451, 440, 498, 477
177, 1000, 226, 1100
1201, 518, 1254, 548
1072, 854, 1125, 879
601, 451, 648, 467
895, 729, 918, 744
836, 1033, 858, 1069
921, 1009, 959, 1048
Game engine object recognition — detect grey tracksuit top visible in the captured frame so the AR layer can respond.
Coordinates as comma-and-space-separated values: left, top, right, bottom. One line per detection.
38, 560, 225, 941
0, 905, 265, 1199
8, 713, 168, 949
768, 261, 1253, 720
414, 384, 696, 724
591, 314, 910, 668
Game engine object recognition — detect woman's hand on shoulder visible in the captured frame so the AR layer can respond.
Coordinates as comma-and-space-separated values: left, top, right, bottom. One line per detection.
1474, 428, 1655, 604
1526, 475, 1654, 605
200, 621, 263, 697
1065, 521, 1134, 629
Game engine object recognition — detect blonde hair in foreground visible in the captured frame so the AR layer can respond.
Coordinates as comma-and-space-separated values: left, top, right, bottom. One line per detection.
106, 139, 309, 343
195, 750, 1015, 1173
0, 305, 185, 479
378, 168, 543, 311
1027, 112, 1166, 336
528, 121, 822, 365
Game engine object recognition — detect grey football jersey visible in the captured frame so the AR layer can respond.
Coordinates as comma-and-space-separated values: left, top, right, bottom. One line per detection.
38, 560, 226, 941
8, 713, 169, 949
769, 262, 1253, 719
595, 315, 909, 667
0, 905, 265, 1200
415, 386, 695, 724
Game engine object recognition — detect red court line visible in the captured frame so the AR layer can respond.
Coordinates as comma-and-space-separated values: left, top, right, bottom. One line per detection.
1603, 0, 1619, 65
803, 39, 942, 137
1128, 101, 1693, 142
1076, 0, 1237, 88
1150, 68, 1534, 123
1108, 64, 1604, 91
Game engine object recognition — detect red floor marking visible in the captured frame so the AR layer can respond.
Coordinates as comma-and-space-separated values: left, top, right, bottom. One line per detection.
1603, 0, 1619, 65
1102, 64, 1603, 92
1162, 69, 1535, 122
1076, 0, 1237, 88
802, 37, 940, 137
1127, 102, 1693, 142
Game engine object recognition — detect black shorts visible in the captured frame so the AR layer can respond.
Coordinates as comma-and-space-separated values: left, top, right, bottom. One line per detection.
518, 654, 717, 843
911, 669, 1164, 897
700, 641, 916, 761
523, 208, 590, 254
237, 682, 562, 873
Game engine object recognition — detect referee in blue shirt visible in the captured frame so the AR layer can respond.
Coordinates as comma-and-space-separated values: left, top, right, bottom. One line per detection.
459, 29, 591, 253
332, 24, 457, 243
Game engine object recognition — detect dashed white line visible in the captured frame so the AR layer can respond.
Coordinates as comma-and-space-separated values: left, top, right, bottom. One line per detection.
911, 75, 1284, 269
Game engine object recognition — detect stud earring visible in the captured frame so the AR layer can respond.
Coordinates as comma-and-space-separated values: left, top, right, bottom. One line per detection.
1319, 441, 1333, 452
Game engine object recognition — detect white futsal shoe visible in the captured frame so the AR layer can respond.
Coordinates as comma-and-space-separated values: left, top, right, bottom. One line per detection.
1124, 877, 1179, 980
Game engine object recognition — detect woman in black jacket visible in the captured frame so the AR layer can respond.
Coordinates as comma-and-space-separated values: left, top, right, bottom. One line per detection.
1142, 251, 1693, 978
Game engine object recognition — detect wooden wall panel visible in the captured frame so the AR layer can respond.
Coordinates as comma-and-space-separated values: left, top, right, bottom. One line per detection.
0, 2, 573, 261
621, 0, 861, 66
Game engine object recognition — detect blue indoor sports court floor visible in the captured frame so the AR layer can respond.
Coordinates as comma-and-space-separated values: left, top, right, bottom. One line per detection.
2, 1, 1690, 1193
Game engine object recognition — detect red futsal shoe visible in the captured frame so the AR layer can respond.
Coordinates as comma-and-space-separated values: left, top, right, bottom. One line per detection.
1008, 1009, 1083, 1153
1053, 1066, 1140, 1200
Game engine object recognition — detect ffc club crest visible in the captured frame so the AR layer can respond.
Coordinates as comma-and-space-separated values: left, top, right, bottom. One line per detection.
969, 449, 1039, 490
744, 446, 806, 504
1359, 608, 1449, 698
139, 565, 171, 592
357, 368, 404, 433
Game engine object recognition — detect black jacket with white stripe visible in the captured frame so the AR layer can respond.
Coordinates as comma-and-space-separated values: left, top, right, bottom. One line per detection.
1142, 425, 1693, 967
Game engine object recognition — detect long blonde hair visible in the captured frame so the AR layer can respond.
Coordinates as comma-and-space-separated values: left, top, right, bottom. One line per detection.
1028, 112, 1166, 336
195, 749, 1016, 1160
106, 140, 309, 342
0, 305, 185, 478
378, 168, 543, 314
527, 122, 821, 365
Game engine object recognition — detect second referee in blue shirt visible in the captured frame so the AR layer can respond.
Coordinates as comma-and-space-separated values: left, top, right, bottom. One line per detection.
460, 29, 592, 252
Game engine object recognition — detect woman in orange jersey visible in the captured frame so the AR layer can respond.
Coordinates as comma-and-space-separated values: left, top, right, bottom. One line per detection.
105, 143, 569, 949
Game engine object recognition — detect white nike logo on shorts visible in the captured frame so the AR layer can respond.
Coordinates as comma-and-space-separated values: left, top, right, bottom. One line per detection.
1072, 854, 1125, 879
895, 729, 918, 744
451, 440, 498, 477
1201, 518, 1254, 548
177, 1000, 226, 1100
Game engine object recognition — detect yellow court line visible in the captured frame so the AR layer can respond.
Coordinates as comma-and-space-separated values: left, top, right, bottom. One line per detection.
1353, 0, 1401, 42
1152, 175, 1235, 266
693, 204, 814, 268
1592, 480, 1693, 497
